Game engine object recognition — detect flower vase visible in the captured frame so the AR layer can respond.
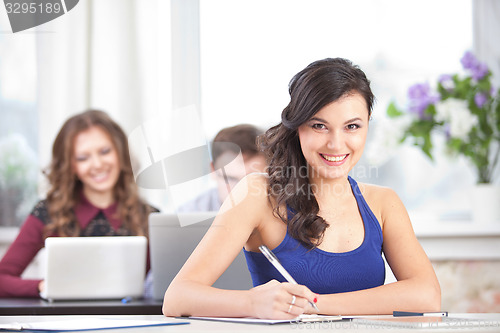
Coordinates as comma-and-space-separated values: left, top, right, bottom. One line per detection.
471, 184, 500, 224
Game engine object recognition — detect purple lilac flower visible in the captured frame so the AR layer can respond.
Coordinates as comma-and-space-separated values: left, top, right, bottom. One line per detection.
438, 74, 454, 91
460, 51, 477, 70
474, 92, 488, 108
443, 123, 451, 140
407, 82, 440, 118
460, 51, 489, 81
439, 74, 453, 84
472, 62, 489, 81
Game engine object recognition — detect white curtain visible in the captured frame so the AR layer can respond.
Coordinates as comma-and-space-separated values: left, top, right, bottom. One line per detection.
474, 0, 500, 87
473, 0, 500, 184
35, 0, 172, 204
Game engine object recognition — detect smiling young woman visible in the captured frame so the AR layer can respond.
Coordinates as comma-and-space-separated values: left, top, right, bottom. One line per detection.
162, 58, 440, 319
0, 110, 158, 298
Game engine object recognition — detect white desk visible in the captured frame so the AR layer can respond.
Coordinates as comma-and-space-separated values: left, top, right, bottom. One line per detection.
0, 314, 499, 332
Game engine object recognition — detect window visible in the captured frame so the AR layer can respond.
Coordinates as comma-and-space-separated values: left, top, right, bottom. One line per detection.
199, 0, 474, 218
0, 15, 38, 227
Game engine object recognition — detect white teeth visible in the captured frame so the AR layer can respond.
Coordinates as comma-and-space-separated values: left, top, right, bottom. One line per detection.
92, 172, 108, 181
322, 154, 347, 162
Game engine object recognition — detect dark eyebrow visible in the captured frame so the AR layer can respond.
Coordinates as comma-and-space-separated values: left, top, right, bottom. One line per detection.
344, 117, 363, 124
307, 116, 364, 124
308, 116, 328, 123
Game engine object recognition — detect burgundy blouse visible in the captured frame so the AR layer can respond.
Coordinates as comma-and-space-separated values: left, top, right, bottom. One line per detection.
0, 195, 156, 298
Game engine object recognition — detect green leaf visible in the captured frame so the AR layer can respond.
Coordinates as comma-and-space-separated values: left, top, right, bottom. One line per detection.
454, 76, 472, 99
421, 132, 434, 160
477, 79, 491, 92
387, 102, 404, 118
437, 84, 452, 99
425, 104, 437, 117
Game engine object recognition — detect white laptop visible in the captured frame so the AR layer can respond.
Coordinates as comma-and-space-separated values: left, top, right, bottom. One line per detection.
149, 212, 253, 300
41, 236, 147, 301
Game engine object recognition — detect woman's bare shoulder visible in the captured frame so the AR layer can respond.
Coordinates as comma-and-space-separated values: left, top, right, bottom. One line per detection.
218, 172, 270, 215
356, 182, 404, 224
358, 182, 398, 200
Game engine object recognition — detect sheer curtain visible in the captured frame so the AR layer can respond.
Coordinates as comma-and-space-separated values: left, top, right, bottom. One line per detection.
474, 0, 500, 183
474, 0, 500, 88
35, 0, 171, 206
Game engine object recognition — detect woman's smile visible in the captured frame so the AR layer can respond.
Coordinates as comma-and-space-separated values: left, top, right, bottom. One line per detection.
320, 153, 349, 165
298, 93, 369, 183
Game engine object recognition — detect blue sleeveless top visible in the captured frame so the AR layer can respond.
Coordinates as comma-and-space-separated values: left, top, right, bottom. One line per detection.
243, 176, 385, 294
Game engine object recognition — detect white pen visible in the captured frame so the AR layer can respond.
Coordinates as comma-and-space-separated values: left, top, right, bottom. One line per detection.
259, 245, 320, 312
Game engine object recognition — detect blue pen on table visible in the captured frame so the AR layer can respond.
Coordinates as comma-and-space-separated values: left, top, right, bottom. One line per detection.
393, 311, 448, 317
259, 245, 320, 312
121, 296, 133, 304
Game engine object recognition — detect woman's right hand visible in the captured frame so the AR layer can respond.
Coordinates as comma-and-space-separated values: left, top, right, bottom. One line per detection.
38, 280, 45, 294
249, 279, 318, 319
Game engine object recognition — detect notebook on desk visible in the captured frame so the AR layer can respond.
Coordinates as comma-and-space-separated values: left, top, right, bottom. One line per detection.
148, 212, 253, 300
40, 236, 147, 301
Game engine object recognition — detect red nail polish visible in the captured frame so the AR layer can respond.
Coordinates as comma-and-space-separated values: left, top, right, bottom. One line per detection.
313, 297, 318, 303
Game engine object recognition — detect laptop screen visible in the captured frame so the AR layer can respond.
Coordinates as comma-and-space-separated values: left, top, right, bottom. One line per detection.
148, 212, 253, 300
41, 236, 147, 301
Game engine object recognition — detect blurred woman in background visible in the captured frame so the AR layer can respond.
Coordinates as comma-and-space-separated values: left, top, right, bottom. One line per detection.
0, 109, 157, 298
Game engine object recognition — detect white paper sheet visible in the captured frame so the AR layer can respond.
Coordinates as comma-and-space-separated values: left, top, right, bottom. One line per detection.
0, 318, 189, 331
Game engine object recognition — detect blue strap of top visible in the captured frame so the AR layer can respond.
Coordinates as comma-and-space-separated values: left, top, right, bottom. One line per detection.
243, 176, 385, 294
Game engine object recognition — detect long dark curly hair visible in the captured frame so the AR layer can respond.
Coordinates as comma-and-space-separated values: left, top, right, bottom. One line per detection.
43, 110, 152, 239
258, 58, 375, 249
